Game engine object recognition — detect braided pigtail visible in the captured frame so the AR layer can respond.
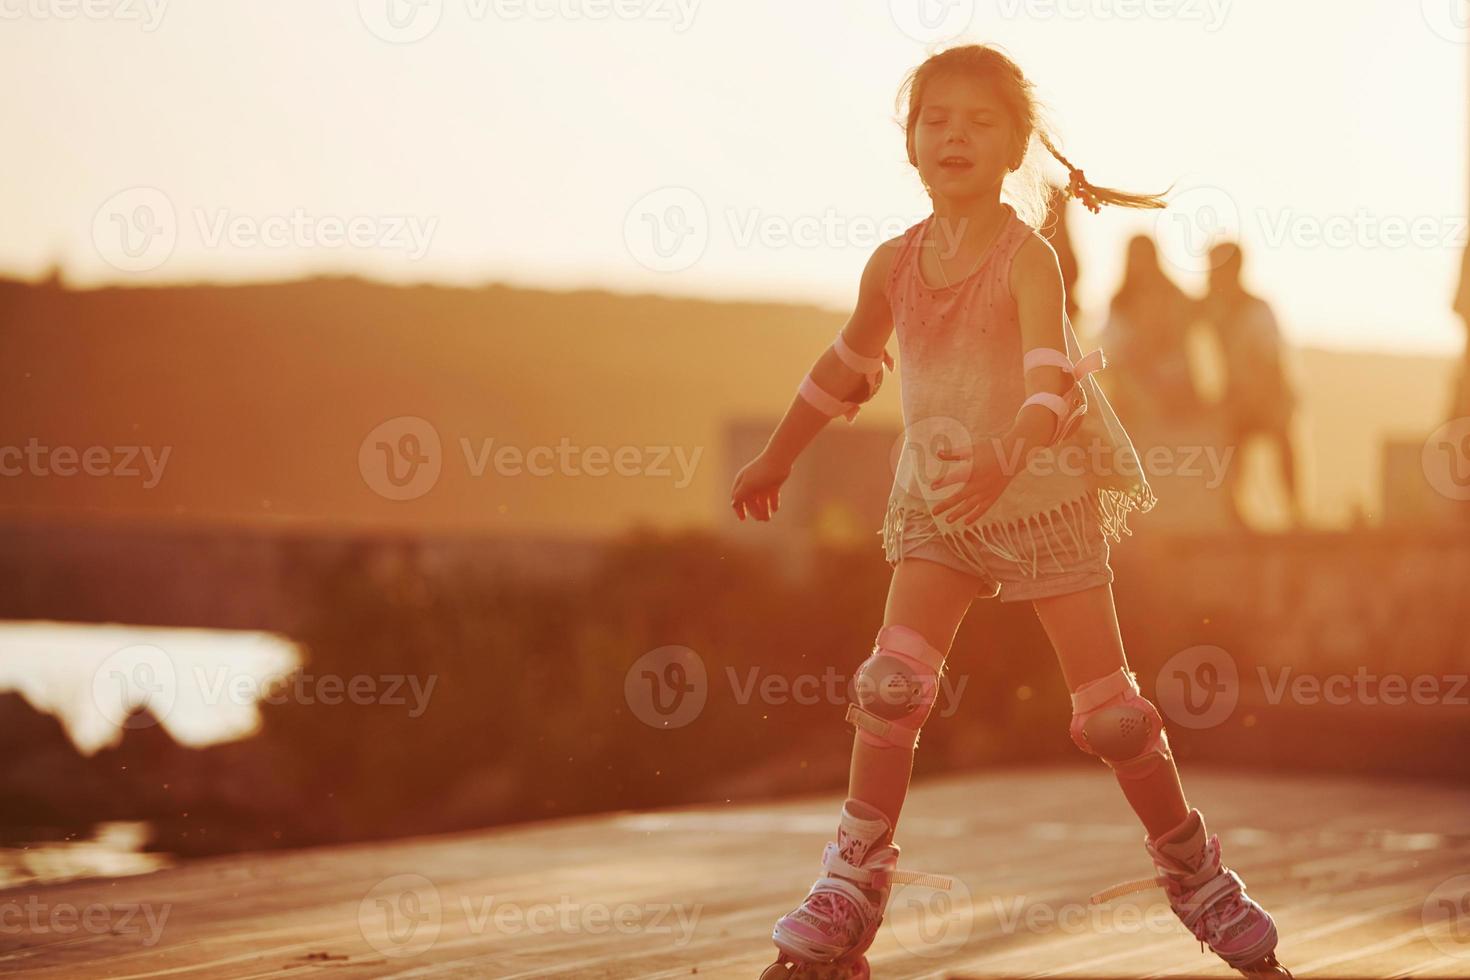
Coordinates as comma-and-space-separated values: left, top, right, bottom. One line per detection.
1037, 131, 1172, 214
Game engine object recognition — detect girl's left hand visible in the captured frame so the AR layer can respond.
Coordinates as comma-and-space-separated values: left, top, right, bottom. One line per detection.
928, 441, 1014, 525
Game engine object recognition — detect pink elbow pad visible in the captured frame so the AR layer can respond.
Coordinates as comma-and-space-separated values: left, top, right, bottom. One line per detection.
797, 333, 895, 423
1018, 347, 1106, 445
798, 374, 863, 422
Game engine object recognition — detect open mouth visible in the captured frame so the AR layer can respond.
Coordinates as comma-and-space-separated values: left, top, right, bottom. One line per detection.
939, 156, 974, 172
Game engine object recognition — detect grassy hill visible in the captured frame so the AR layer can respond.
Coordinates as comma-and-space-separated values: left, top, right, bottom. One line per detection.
0, 275, 1459, 533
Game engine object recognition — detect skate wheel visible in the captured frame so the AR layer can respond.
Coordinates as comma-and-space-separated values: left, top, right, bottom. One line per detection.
758, 957, 869, 980
813, 958, 870, 980
1239, 952, 1293, 978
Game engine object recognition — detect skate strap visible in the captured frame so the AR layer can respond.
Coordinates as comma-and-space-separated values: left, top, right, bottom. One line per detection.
873, 624, 947, 673
1174, 869, 1248, 930
1020, 391, 1073, 420
1018, 389, 1089, 446
1070, 667, 1140, 714
820, 842, 955, 893
808, 872, 880, 922
882, 869, 955, 890
1022, 346, 1106, 378
800, 333, 894, 425
1089, 868, 1246, 929
798, 374, 863, 423
1089, 875, 1166, 905
820, 842, 875, 884
833, 332, 894, 377
845, 703, 920, 750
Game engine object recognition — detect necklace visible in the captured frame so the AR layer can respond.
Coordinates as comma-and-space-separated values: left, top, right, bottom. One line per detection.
929, 209, 1008, 289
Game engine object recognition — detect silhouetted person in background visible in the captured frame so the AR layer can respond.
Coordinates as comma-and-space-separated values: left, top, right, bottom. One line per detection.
1097, 235, 1203, 428
1452, 243, 1470, 425
1449, 245, 1470, 527
1203, 242, 1303, 529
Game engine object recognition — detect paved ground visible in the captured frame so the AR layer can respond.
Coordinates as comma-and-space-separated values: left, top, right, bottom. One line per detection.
2, 766, 1468, 978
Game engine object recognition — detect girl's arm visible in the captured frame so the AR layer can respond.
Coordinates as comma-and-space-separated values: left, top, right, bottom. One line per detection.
1005, 234, 1080, 458
758, 239, 899, 470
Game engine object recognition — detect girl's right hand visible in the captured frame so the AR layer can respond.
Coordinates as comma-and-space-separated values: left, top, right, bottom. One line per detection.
730, 453, 791, 522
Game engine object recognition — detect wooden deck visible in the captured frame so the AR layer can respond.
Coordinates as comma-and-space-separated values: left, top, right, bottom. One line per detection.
3, 767, 1468, 978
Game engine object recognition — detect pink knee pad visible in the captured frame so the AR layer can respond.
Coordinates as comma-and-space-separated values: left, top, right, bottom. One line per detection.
845, 625, 947, 750
1069, 667, 1172, 779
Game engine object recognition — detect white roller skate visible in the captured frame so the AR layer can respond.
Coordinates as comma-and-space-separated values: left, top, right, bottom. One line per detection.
1090, 808, 1293, 977
760, 798, 954, 979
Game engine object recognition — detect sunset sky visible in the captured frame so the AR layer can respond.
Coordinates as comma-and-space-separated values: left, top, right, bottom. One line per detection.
1, 1, 1465, 356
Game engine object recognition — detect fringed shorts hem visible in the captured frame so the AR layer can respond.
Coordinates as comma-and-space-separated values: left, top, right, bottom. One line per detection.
880, 491, 1116, 602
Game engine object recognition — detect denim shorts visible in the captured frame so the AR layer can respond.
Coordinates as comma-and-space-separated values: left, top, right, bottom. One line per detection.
883, 500, 1114, 602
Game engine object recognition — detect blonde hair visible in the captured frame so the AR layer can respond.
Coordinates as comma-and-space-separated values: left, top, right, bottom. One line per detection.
895, 44, 1172, 227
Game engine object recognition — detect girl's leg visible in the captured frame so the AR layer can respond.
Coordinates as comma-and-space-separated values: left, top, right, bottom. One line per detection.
848, 556, 983, 835
1031, 581, 1191, 838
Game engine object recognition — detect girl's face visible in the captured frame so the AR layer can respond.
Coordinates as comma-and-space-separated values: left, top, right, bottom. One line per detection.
912, 72, 1016, 201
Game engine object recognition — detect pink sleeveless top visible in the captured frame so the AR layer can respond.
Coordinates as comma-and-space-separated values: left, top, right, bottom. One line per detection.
878, 203, 1157, 577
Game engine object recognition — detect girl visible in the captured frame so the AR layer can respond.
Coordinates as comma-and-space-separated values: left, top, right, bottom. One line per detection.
730, 44, 1291, 979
